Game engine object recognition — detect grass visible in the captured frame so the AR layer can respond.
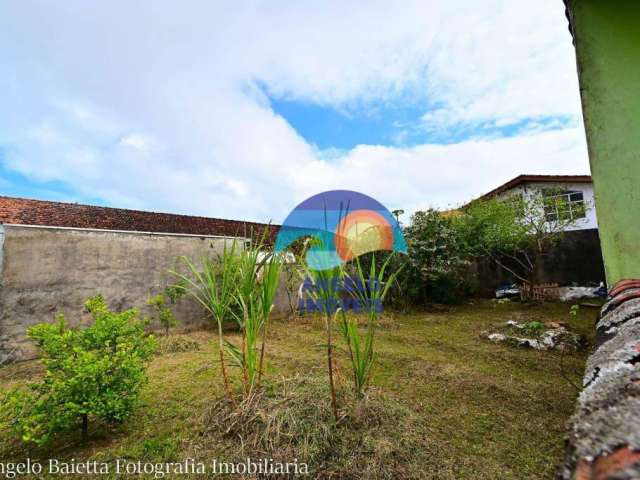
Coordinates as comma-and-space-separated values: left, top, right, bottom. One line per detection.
0, 299, 596, 479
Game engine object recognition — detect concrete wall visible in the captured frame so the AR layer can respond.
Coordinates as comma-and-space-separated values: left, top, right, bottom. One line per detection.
474, 228, 605, 293
0, 224, 290, 362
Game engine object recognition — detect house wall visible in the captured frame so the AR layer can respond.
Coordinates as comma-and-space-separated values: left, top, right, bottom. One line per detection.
497, 181, 598, 231
0, 224, 291, 363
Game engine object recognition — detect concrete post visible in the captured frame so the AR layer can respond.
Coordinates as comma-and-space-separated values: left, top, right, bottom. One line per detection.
561, 2, 640, 478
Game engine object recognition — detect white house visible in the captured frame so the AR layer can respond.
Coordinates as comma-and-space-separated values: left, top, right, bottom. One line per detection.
470, 174, 604, 290
476, 174, 597, 232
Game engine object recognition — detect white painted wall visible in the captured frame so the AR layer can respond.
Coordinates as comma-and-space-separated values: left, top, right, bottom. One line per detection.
497, 182, 598, 231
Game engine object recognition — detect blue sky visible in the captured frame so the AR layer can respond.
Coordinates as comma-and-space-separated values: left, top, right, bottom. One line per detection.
269, 96, 430, 149
270, 93, 576, 150
0, 0, 589, 222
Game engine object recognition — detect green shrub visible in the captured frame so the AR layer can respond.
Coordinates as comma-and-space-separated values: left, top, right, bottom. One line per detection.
148, 293, 179, 335
147, 284, 185, 336
525, 320, 544, 334
362, 210, 473, 307
4, 295, 156, 445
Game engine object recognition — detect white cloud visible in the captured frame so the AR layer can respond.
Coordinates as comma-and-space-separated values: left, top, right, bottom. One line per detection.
0, 0, 587, 222
291, 127, 589, 215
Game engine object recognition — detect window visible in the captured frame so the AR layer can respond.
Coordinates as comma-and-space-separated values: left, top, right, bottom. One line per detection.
543, 190, 586, 222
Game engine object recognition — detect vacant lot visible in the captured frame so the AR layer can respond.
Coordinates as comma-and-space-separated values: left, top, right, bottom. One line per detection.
0, 300, 595, 479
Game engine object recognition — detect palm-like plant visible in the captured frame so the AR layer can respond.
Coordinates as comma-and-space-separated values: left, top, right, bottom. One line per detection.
225, 234, 283, 396
341, 253, 403, 398
297, 248, 344, 422
171, 229, 282, 404
169, 242, 239, 403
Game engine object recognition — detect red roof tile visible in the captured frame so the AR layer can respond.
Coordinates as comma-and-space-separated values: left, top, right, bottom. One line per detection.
0, 196, 278, 239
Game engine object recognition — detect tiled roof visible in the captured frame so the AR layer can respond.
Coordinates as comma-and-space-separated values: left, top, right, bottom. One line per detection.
0, 196, 278, 239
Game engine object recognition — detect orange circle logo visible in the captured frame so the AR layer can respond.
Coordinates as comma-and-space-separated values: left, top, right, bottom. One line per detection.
334, 210, 393, 262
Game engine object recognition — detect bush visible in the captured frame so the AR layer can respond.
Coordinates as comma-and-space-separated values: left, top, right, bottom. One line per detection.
2, 295, 156, 445
525, 320, 544, 335
358, 210, 473, 307
148, 293, 179, 335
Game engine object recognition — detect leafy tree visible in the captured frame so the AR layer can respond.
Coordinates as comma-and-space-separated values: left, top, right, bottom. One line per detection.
457, 188, 588, 284
147, 284, 184, 336
401, 209, 473, 304
3, 295, 156, 445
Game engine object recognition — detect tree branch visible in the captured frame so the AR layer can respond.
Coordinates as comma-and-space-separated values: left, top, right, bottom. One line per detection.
489, 253, 530, 283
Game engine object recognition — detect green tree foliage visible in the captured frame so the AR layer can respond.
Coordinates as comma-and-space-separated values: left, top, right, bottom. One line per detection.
398, 209, 473, 304
458, 189, 588, 284
2, 295, 156, 445
148, 292, 180, 336
147, 282, 185, 336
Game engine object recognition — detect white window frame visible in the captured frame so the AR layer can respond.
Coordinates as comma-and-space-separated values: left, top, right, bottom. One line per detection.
543, 190, 586, 222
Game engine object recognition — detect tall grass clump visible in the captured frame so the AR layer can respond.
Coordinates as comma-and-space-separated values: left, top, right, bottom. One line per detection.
170, 241, 239, 403
296, 239, 344, 422
227, 239, 282, 395
204, 375, 436, 479
341, 253, 403, 398
171, 232, 282, 402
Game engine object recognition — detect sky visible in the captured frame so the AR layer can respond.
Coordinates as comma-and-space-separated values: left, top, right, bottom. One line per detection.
0, 1, 589, 223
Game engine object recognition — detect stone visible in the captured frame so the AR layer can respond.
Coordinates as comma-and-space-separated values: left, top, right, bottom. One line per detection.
488, 333, 507, 342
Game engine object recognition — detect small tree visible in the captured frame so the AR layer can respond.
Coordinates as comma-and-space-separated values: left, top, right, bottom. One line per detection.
458, 188, 588, 284
148, 292, 179, 336
401, 209, 473, 304
4, 295, 156, 445
147, 283, 185, 335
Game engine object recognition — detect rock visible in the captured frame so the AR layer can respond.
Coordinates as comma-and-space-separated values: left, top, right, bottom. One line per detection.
483, 326, 582, 351
516, 337, 546, 350
558, 286, 599, 302
488, 333, 507, 342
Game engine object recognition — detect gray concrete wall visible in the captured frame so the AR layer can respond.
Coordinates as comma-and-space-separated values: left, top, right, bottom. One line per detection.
0, 225, 290, 362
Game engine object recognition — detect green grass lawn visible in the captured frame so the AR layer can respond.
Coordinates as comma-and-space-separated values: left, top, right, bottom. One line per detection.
0, 300, 596, 479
